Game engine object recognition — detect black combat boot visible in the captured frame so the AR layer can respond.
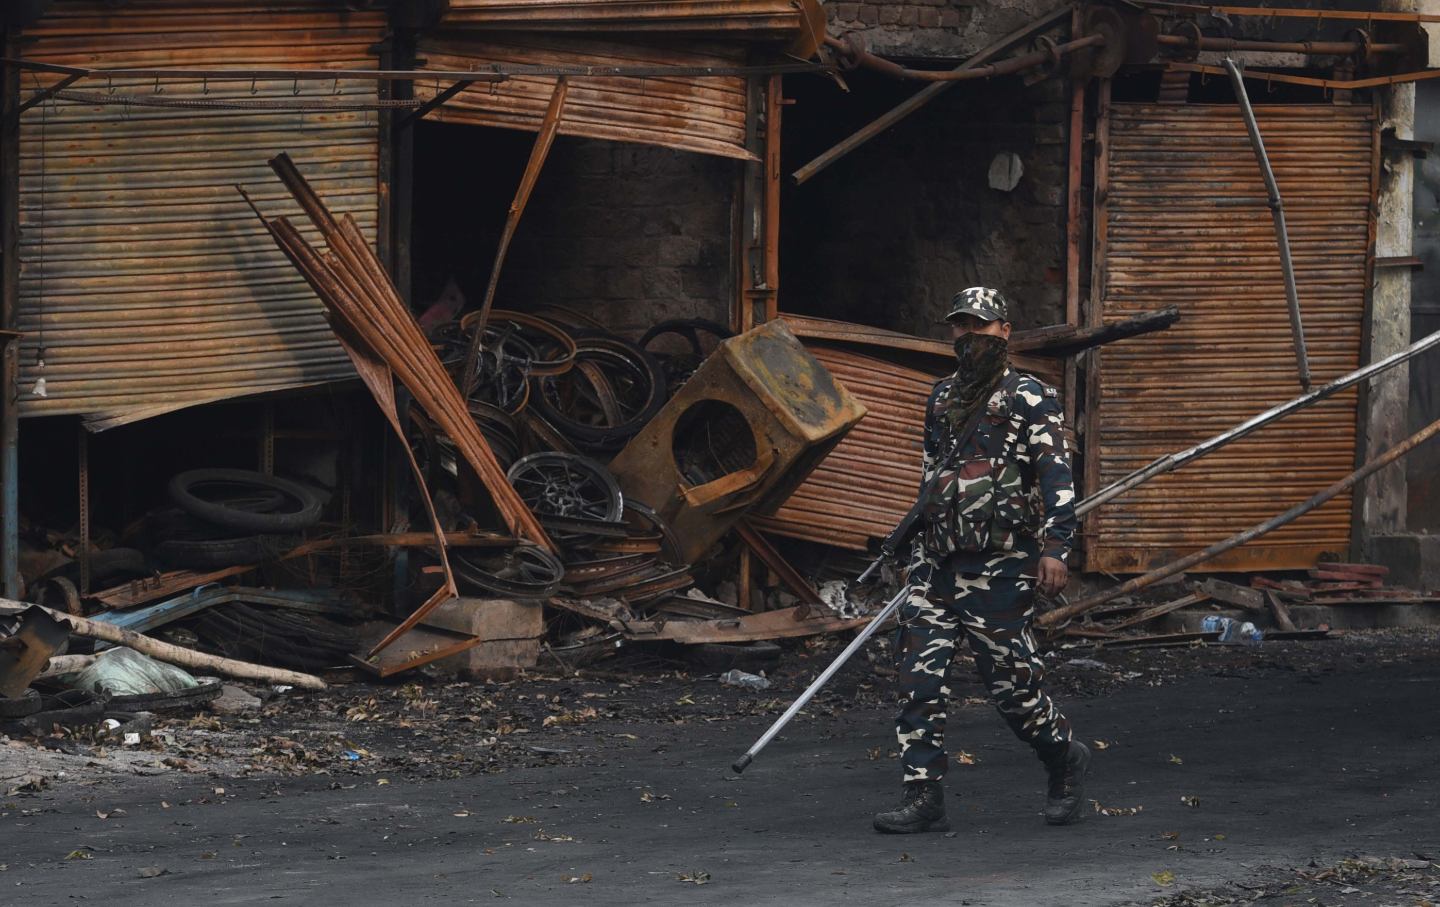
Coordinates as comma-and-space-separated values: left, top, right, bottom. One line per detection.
1043, 740, 1091, 826
873, 781, 949, 834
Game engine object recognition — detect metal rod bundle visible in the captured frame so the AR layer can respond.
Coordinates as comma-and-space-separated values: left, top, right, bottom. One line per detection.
258, 153, 553, 557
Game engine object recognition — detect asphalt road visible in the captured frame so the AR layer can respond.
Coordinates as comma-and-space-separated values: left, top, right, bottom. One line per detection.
3, 652, 1436, 905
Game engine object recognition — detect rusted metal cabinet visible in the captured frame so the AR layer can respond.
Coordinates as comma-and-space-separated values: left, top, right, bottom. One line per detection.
15, 0, 384, 427
1086, 102, 1377, 572
608, 320, 866, 564
748, 345, 932, 551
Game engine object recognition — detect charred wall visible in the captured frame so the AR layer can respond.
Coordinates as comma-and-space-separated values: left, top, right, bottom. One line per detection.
412, 123, 735, 336
778, 70, 1070, 336
828, 0, 1055, 59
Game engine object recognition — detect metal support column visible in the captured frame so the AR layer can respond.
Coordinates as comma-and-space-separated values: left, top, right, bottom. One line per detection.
1, 40, 21, 600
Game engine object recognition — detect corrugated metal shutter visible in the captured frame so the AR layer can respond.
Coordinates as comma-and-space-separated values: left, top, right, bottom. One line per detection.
754, 340, 1068, 552
1086, 102, 1376, 572
16, 0, 384, 426
441, 0, 807, 39
750, 345, 931, 550
415, 33, 753, 160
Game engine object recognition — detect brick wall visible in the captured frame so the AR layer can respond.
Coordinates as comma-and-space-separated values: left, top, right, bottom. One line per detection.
779, 70, 1072, 335
413, 125, 736, 339
828, 0, 1057, 58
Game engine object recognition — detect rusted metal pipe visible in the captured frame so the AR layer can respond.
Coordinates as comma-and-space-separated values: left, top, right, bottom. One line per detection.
1042, 412, 1440, 628
1, 40, 20, 600
792, 4, 1071, 184
1224, 57, 1311, 392
5, 58, 822, 84
827, 31, 1105, 83
1167, 60, 1440, 91
462, 77, 569, 391
1156, 33, 1404, 55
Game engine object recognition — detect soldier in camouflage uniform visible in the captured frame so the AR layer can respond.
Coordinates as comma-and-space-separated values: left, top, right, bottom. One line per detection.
873, 287, 1091, 834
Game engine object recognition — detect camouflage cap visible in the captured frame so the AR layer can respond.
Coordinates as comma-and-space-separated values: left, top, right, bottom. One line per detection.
945, 286, 1010, 323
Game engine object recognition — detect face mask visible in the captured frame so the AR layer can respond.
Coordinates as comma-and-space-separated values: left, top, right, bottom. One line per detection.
952, 332, 1008, 387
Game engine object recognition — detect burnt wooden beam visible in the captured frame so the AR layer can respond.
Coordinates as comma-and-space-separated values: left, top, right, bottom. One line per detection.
1025, 305, 1180, 358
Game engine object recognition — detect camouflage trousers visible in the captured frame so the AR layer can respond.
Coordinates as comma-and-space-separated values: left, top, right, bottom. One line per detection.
893, 563, 1072, 783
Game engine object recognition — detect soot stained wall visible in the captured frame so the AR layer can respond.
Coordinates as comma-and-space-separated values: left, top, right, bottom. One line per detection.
827, 0, 1056, 59
413, 123, 735, 338
779, 70, 1070, 337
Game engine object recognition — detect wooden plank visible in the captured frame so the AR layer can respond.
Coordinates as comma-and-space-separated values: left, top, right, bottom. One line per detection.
628, 605, 868, 644
351, 624, 485, 678
1310, 568, 1386, 583
1264, 589, 1298, 631
1198, 577, 1267, 611
90, 565, 254, 610
1316, 562, 1390, 577
1105, 592, 1208, 631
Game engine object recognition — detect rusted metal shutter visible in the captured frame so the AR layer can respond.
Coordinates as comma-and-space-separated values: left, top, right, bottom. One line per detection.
755, 327, 1068, 551
16, 1, 384, 427
441, 0, 809, 39
1086, 102, 1376, 572
415, 33, 753, 160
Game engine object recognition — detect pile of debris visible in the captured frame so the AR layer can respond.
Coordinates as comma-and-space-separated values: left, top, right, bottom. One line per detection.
0, 155, 890, 724
1058, 558, 1438, 650
1253, 561, 1433, 606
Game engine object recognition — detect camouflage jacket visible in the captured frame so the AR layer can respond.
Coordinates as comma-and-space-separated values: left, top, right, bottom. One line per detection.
915, 366, 1077, 577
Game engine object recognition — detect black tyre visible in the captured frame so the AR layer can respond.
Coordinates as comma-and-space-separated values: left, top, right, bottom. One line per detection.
107, 677, 223, 713
532, 332, 667, 451
169, 468, 324, 533
686, 641, 782, 673
41, 548, 153, 588
155, 535, 296, 569
0, 689, 42, 719
139, 507, 246, 544
9, 690, 108, 733
452, 544, 565, 600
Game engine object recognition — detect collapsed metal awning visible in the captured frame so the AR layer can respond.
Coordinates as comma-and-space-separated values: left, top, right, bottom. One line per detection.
414, 32, 757, 159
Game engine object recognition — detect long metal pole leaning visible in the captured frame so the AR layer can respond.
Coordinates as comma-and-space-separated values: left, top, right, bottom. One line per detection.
791, 4, 1070, 185
731, 329, 1440, 773
462, 77, 569, 393
1078, 327, 1440, 518
731, 556, 896, 774
1039, 413, 1440, 627
1225, 57, 1311, 392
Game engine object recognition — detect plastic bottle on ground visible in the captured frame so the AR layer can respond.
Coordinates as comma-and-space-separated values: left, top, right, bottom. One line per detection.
719, 669, 772, 691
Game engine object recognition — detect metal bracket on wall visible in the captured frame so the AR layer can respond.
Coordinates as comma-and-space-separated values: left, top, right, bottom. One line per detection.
396, 78, 475, 130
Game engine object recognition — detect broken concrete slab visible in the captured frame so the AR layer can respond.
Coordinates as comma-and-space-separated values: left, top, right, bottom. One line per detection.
209, 684, 262, 715
420, 597, 544, 680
